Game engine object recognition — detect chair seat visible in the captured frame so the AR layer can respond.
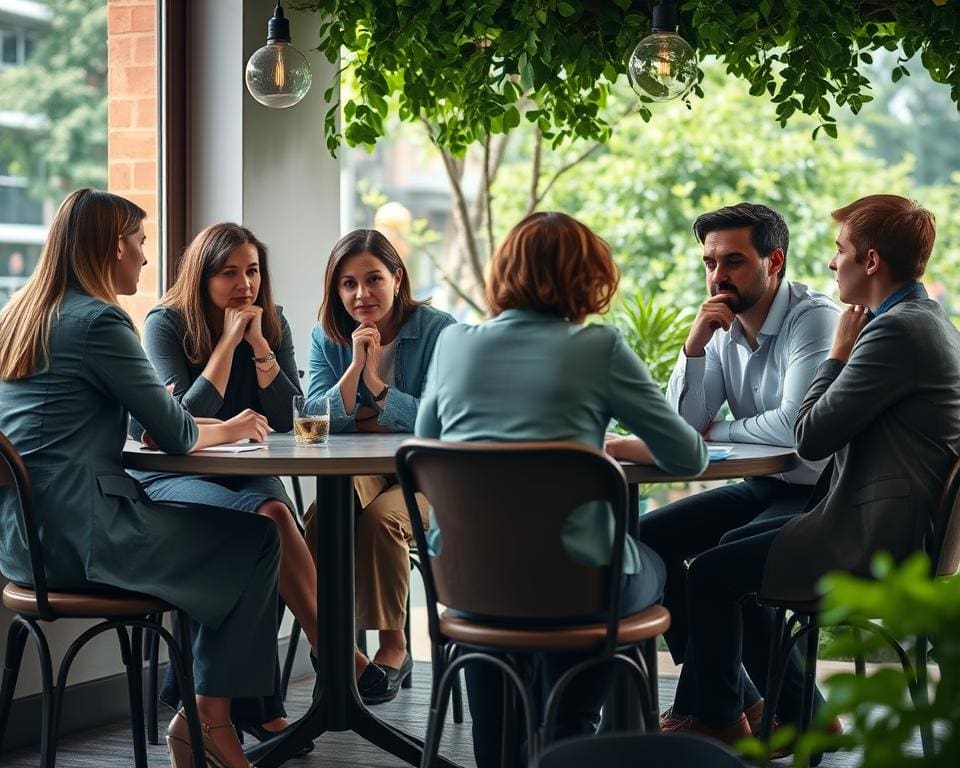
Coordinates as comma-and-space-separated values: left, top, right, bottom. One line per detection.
758, 595, 821, 614
439, 604, 671, 652
2, 581, 172, 618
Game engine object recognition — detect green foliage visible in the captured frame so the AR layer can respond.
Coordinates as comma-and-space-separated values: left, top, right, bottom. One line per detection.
774, 554, 959, 766
492, 64, 935, 307
297, 0, 960, 155
0, 0, 107, 200
606, 291, 692, 393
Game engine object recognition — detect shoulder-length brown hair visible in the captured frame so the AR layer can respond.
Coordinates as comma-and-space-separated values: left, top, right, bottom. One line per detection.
319, 229, 427, 346
161, 223, 282, 364
0, 188, 145, 380
486, 212, 619, 323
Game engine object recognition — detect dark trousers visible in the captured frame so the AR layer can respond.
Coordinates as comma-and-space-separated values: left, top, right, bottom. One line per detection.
464, 539, 666, 768
638, 477, 820, 725
160, 597, 287, 727
672, 518, 812, 727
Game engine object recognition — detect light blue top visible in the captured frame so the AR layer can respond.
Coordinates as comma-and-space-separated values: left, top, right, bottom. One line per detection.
306, 304, 456, 433
415, 308, 709, 575
667, 279, 840, 484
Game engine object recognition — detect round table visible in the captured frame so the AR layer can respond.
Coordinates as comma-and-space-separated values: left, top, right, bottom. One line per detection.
123, 434, 798, 767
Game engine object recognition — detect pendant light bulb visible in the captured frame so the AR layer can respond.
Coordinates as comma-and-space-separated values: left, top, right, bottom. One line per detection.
245, 2, 313, 109
627, 1, 697, 102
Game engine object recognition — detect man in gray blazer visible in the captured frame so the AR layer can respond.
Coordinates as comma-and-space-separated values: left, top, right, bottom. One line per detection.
662, 194, 960, 743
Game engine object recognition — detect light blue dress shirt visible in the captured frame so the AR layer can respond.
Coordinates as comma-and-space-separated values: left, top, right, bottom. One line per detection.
416, 308, 709, 575
667, 279, 840, 484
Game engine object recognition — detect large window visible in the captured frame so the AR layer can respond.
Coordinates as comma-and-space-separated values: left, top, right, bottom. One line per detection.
0, 0, 108, 309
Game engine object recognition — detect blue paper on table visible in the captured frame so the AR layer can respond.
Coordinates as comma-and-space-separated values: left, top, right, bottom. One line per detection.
708, 444, 734, 461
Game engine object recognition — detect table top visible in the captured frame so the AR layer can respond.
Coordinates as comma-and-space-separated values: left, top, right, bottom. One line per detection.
123, 433, 798, 482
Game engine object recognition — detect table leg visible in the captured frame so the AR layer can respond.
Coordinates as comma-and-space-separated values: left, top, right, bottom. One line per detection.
249, 474, 462, 768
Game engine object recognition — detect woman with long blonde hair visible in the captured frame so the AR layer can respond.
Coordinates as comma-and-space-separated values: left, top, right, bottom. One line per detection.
0, 189, 277, 768
131, 222, 318, 747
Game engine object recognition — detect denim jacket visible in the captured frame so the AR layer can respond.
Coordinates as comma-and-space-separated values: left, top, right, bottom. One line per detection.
306, 304, 456, 433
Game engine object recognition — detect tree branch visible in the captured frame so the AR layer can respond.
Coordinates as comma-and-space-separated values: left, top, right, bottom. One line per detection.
422, 246, 485, 317
483, 134, 495, 260
534, 98, 638, 209
528, 126, 543, 215
434, 135, 485, 290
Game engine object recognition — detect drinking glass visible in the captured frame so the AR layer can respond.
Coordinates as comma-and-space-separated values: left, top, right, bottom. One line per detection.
293, 395, 330, 445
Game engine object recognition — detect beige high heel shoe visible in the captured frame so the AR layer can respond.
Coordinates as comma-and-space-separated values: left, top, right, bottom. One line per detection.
166, 710, 254, 768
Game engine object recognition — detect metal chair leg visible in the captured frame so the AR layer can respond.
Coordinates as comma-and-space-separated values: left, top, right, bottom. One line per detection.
760, 607, 786, 741
280, 618, 302, 701
119, 626, 149, 768
800, 616, 820, 768
915, 634, 933, 757
0, 619, 29, 749
146, 618, 161, 745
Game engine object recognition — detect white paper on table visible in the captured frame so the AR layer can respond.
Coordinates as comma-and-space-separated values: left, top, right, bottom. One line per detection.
708, 444, 735, 461
195, 440, 266, 453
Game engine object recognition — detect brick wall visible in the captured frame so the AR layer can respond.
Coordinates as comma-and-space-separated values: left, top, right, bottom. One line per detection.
107, 0, 158, 327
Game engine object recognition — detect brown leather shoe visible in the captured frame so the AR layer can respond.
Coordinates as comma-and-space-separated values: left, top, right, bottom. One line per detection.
744, 698, 765, 734
769, 715, 844, 758
660, 710, 752, 746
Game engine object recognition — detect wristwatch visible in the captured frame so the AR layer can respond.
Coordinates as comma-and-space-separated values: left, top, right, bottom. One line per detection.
373, 385, 390, 403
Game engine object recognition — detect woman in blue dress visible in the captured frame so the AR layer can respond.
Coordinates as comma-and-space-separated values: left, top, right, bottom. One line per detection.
416, 211, 709, 767
304, 229, 455, 703
131, 222, 318, 743
0, 189, 277, 768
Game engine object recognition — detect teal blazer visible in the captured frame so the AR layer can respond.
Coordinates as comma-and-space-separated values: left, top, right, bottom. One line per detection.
0, 290, 270, 628
416, 308, 709, 574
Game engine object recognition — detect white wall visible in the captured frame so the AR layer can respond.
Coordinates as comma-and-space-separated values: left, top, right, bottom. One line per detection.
3, 0, 338, 701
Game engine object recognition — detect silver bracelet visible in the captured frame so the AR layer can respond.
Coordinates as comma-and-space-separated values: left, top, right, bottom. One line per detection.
252, 351, 276, 364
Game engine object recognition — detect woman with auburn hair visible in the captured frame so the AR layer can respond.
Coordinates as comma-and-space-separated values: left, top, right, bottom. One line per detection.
130, 222, 318, 748
416, 211, 708, 768
303, 228, 455, 704
0, 189, 278, 768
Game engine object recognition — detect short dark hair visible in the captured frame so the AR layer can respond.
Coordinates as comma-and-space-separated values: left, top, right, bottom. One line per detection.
319, 228, 427, 346
693, 203, 789, 280
831, 195, 936, 282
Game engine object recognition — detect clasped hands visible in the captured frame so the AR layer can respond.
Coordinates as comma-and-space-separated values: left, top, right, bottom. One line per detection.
351, 322, 390, 432
223, 304, 267, 349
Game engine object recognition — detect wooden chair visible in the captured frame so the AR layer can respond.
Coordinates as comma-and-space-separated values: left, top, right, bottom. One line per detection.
395, 438, 671, 768
535, 732, 747, 767
0, 430, 207, 768
759, 455, 960, 765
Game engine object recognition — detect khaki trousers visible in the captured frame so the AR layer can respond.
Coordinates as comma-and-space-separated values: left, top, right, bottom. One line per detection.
304, 476, 429, 631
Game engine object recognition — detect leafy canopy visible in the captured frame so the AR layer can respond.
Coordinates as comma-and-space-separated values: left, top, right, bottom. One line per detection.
296, 0, 960, 154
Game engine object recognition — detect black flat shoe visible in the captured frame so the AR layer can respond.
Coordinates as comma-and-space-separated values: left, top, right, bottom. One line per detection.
239, 723, 315, 756
360, 654, 413, 705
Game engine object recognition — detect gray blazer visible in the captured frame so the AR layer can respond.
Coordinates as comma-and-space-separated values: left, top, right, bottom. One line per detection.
761, 291, 960, 601
0, 290, 271, 628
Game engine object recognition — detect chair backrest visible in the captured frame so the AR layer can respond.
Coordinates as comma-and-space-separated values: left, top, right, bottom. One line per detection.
535, 732, 747, 768
932, 454, 960, 577
0, 430, 53, 618
395, 438, 629, 628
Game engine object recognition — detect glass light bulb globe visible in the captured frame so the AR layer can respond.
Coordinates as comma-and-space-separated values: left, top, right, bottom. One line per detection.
245, 41, 312, 109
627, 31, 697, 102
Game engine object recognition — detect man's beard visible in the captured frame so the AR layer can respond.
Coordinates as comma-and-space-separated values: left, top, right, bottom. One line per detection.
711, 280, 764, 314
